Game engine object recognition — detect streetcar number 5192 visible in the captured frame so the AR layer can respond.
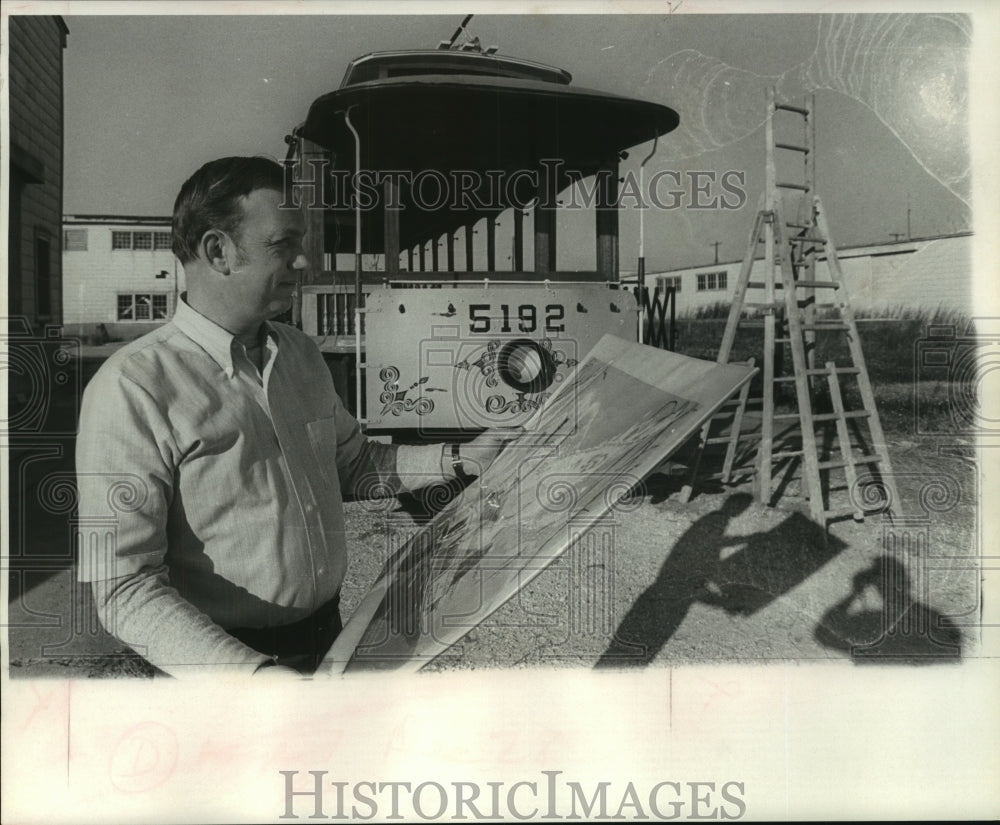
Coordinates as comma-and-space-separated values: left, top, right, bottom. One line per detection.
469, 304, 565, 334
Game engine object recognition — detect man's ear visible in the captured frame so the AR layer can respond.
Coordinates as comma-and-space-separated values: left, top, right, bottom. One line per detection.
200, 229, 230, 275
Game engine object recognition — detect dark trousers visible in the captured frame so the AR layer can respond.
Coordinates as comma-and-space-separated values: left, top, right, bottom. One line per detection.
228, 593, 343, 675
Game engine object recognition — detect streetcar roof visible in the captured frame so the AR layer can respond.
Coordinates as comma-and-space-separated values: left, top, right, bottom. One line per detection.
294, 50, 679, 252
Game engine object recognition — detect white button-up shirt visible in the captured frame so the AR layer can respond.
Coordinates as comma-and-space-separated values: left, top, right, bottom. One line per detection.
76, 297, 443, 674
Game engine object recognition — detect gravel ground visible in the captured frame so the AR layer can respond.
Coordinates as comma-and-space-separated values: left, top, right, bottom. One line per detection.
8, 428, 978, 679
338, 433, 979, 673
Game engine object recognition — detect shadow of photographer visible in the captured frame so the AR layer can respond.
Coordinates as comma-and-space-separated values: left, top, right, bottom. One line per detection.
814, 555, 962, 664
595, 493, 845, 668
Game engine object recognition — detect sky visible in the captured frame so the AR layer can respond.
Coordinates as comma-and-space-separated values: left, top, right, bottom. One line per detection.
58, 9, 976, 271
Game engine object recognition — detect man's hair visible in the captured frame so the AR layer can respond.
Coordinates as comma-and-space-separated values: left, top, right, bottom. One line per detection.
171, 156, 287, 264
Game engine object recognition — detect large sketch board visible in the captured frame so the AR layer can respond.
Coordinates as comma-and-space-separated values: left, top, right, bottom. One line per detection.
323, 335, 756, 674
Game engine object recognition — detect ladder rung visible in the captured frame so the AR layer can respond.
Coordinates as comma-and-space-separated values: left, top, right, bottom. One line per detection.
775, 102, 810, 116
738, 320, 766, 328
807, 367, 859, 376
742, 301, 783, 309
704, 436, 736, 445
775, 142, 809, 153
785, 222, 811, 230
812, 411, 871, 422
775, 337, 792, 343
773, 376, 797, 383
792, 280, 840, 289
789, 235, 826, 244
800, 323, 849, 331
773, 412, 800, 420
776, 182, 810, 191
771, 450, 803, 460
818, 456, 883, 471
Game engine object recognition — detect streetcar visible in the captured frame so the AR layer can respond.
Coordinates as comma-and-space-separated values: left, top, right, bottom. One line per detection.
286, 27, 678, 434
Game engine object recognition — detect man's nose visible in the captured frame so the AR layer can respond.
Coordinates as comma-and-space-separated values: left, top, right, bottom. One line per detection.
292, 253, 308, 270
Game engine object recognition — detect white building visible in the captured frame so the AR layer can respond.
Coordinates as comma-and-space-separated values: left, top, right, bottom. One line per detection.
62, 215, 185, 341
644, 232, 973, 317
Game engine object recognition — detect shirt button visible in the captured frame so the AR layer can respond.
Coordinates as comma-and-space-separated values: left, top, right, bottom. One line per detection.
317, 566, 325, 575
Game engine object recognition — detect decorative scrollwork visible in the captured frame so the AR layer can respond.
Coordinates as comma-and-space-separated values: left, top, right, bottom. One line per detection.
918, 475, 962, 514
378, 365, 438, 417
37, 474, 79, 515
605, 476, 645, 512
539, 477, 580, 514
484, 392, 547, 416
107, 477, 150, 514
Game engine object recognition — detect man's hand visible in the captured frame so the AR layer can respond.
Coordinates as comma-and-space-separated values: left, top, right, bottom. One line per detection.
252, 660, 302, 679
457, 427, 523, 477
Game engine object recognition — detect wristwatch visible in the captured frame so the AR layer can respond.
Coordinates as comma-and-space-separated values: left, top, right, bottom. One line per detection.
451, 442, 475, 484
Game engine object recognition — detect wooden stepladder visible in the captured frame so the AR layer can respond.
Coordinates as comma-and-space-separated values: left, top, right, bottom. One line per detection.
683, 87, 899, 527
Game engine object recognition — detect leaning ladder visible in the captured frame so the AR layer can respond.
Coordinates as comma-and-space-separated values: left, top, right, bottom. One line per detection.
683, 87, 900, 527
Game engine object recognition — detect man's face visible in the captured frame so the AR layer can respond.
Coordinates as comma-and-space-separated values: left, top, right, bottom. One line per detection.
226, 187, 307, 322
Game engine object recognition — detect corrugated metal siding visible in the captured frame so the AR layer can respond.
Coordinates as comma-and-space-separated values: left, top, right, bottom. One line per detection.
8, 16, 66, 326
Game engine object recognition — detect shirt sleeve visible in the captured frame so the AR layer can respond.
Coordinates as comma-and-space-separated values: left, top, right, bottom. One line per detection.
90, 567, 270, 676
327, 388, 451, 498
76, 364, 270, 675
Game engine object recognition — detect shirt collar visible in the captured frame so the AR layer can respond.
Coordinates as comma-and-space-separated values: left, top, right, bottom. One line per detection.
173, 295, 277, 379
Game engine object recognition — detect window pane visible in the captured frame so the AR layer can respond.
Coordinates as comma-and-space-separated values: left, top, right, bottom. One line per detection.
152, 295, 168, 319
718, 273, 727, 290
63, 229, 88, 251
112, 231, 132, 250
117, 295, 134, 320
133, 232, 153, 250
135, 295, 152, 320
154, 232, 172, 250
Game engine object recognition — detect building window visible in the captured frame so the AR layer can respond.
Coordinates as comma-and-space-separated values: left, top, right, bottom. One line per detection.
696, 270, 728, 291
63, 229, 88, 251
657, 276, 682, 293
117, 293, 170, 321
111, 230, 171, 251
117, 294, 135, 320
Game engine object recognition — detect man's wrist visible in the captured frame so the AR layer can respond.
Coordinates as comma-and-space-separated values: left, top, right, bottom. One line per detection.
450, 442, 475, 483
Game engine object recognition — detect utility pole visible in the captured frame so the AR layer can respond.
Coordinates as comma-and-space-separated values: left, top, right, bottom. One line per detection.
710, 240, 722, 265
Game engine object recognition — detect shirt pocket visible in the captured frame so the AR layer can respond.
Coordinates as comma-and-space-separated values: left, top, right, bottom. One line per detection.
305, 415, 340, 493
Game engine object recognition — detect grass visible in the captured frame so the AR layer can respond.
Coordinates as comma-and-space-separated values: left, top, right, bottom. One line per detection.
658, 305, 978, 437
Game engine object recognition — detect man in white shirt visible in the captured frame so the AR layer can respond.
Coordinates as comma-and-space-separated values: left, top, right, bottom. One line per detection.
76, 156, 504, 677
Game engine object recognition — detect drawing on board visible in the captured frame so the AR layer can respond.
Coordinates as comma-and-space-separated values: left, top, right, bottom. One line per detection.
323, 335, 756, 673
